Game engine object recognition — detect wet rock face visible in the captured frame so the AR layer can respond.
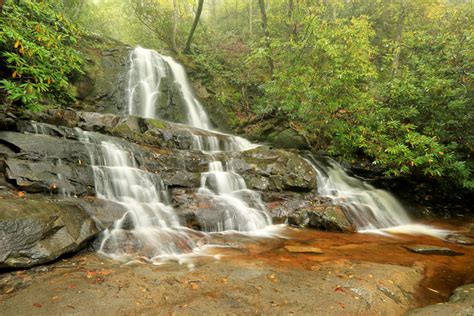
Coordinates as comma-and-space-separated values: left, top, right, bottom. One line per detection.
0, 197, 99, 268
235, 147, 317, 192
403, 245, 463, 256
11, 112, 319, 194
0, 108, 363, 267
72, 40, 131, 115
287, 204, 356, 233
408, 283, 474, 315
0, 131, 94, 195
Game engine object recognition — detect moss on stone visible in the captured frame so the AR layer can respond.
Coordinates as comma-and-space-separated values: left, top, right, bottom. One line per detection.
147, 119, 168, 129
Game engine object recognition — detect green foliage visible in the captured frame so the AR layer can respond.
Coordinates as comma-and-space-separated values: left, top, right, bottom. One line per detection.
0, 0, 83, 110
245, 1, 472, 189
44, 0, 473, 190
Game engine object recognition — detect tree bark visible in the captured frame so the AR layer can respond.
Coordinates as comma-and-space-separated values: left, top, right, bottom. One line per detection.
172, 0, 178, 53
0, 0, 4, 14
258, 0, 274, 77
249, 0, 253, 37
184, 0, 204, 54
392, 1, 405, 77
71, 0, 85, 21
287, 0, 298, 40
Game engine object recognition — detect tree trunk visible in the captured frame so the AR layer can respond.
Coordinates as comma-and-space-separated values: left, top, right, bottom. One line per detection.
287, 0, 298, 40
211, 0, 216, 20
172, 0, 178, 53
0, 0, 4, 14
71, 0, 85, 21
392, 1, 405, 77
249, 0, 253, 37
258, 0, 274, 77
184, 0, 204, 54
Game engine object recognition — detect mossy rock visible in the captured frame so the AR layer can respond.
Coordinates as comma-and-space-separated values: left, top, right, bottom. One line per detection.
0, 197, 99, 268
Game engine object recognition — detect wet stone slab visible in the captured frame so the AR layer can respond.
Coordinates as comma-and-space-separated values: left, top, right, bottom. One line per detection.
403, 245, 463, 256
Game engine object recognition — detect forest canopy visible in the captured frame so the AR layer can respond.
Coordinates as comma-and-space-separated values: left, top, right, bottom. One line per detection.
0, 0, 472, 190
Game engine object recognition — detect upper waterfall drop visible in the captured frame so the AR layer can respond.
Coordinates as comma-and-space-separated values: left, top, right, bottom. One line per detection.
160, 55, 212, 130
127, 47, 169, 119
128, 46, 211, 130
127, 46, 256, 152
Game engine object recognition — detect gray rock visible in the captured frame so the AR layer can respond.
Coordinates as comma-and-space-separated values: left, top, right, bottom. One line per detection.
73, 40, 130, 114
0, 197, 99, 268
403, 245, 463, 256
408, 283, 474, 315
445, 233, 474, 245
239, 146, 317, 192
0, 131, 95, 196
287, 204, 355, 233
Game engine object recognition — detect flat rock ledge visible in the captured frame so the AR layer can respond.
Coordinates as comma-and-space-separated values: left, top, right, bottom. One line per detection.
403, 245, 464, 256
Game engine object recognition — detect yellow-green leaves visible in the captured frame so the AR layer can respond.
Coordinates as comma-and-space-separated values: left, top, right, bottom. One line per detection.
0, 0, 84, 111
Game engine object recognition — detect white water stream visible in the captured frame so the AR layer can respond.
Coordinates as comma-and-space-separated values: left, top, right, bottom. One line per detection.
80, 46, 448, 261
76, 131, 205, 260
305, 156, 449, 238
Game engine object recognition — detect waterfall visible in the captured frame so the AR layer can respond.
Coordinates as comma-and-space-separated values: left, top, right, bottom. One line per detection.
127, 47, 169, 119
305, 155, 449, 238
198, 161, 271, 231
76, 130, 201, 261
160, 55, 212, 130
127, 46, 271, 235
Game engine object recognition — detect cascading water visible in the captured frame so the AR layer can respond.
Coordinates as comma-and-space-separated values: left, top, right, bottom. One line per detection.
160, 55, 212, 130
76, 130, 202, 261
198, 161, 271, 231
305, 155, 449, 238
77, 46, 272, 262
89, 45, 447, 263
127, 46, 271, 237
127, 47, 169, 119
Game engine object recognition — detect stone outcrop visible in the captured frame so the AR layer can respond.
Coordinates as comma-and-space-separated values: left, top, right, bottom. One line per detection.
0, 108, 358, 267
72, 37, 131, 114
0, 196, 99, 268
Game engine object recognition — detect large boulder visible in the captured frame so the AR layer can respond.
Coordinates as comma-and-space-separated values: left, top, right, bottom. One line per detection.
287, 204, 356, 233
0, 197, 99, 268
235, 146, 317, 192
241, 117, 310, 150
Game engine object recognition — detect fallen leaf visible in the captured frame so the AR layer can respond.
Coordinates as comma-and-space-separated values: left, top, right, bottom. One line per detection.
17, 191, 25, 198
33, 303, 42, 308
335, 286, 345, 293
100, 269, 112, 276
86, 271, 97, 279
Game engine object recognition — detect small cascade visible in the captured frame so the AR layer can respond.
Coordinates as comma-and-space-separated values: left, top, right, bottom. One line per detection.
55, 158, 73, 198
305, 155, 449, 237
198, 161, 271, 231
26, 121, 73, 198
76, 130, 200, 260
